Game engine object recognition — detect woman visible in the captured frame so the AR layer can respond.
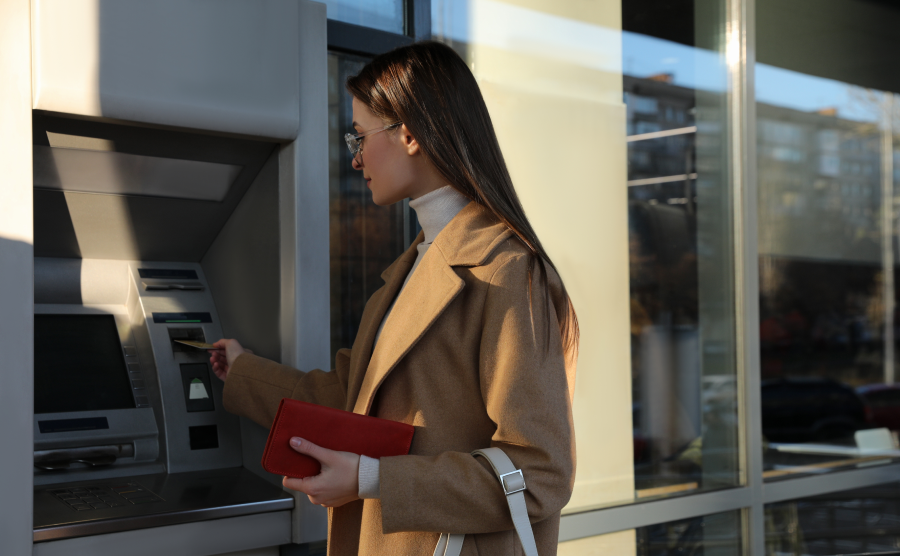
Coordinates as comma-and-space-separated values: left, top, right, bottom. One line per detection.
211, 41, 578, 555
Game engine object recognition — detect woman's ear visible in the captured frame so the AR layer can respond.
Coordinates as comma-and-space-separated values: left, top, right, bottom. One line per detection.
399, 123, 420, 156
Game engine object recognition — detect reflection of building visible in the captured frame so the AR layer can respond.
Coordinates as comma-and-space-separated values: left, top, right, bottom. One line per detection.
758, 103, 882, 264
625, 71, 892, 485
625, 75, 696, 184
625, 74, 702, 487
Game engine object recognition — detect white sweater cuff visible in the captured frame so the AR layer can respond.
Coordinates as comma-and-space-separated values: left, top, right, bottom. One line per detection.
358, 455, 381, 499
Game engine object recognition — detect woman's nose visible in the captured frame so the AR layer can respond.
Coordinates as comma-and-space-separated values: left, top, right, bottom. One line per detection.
351, 153, 363, 170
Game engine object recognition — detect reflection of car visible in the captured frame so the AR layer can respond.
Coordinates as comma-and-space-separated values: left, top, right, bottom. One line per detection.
857, 384, 900, 431
762, 378, 873, 442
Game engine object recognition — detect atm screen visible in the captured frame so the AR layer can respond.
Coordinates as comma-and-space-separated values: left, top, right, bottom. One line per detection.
34, 314, 136, 414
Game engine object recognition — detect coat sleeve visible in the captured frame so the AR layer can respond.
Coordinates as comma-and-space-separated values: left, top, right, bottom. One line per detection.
222, 348, 352, 429
378, 255, 577, 534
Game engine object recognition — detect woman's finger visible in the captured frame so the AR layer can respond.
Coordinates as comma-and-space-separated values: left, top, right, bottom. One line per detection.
288, 437, 332, 465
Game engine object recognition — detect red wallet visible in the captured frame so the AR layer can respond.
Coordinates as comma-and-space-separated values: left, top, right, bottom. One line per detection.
261, 398, 415, 478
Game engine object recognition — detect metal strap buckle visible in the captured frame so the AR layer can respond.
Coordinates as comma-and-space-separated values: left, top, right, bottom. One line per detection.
499, 469, 526, 495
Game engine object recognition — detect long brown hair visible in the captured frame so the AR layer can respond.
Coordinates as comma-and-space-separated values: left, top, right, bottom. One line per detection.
347, 40, 578, 352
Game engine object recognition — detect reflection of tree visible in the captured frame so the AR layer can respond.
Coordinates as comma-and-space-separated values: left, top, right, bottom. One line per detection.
759, 256, 883, 384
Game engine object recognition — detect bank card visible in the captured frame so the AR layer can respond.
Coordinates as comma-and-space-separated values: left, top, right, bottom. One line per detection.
174, 340, 220, 350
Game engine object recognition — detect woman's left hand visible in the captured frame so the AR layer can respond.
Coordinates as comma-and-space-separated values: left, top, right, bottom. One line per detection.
282, 437, 361, 508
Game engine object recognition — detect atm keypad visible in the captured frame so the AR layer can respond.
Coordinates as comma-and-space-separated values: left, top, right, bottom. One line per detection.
51, 482, 164, 510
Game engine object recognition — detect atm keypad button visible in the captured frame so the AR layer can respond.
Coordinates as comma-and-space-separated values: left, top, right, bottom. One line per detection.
128, 496, 160, 504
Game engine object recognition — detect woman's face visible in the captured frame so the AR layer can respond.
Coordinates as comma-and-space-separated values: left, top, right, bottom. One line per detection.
351, 97, 437, 206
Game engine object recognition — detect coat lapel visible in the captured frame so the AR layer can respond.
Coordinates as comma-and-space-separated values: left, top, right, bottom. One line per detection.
344, 238, 420, 411
352, 247, 464, 415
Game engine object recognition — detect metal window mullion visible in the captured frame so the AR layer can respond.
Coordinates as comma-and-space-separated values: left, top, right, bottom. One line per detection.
408, 0, 431, 41
558, 487, 754, 542
763, 461, 900, 504
727, 0, 764, 552
883, 93, 895, 384
326, 19, 413, 57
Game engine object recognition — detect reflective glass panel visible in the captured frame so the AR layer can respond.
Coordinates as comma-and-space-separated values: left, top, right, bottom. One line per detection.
432, 0, 740, 510
558, 510, 743, 555
765, 483, 900, 555
622, 0, 741, 504
328, 52, 418, 363
321, 0, 405, 35
756, 0, 900, 479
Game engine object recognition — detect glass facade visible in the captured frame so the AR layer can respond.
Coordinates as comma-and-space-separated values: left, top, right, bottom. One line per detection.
326, 0, 900, 553
756, 0, 900, 479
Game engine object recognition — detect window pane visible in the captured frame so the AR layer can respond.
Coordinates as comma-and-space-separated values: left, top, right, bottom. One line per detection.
623, 0, 741, 503
765, 483, 900, 555
433, 0, 740, 510
328, 52, 416, 362
756, 0, 900, 479
558, 510, 743, 555
321, 0, 405, 35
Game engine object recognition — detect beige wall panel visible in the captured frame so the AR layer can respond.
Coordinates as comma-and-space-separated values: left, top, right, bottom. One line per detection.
469, 0, 633, 511
558, 529, 637, 556
0, 0, 33, 552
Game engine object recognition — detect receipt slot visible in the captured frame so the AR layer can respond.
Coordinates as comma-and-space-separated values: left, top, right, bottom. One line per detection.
181, 364, 216, 414
17, 1, 332, 555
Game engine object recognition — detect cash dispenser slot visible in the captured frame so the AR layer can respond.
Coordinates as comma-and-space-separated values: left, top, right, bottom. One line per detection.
35, 444, 135, 470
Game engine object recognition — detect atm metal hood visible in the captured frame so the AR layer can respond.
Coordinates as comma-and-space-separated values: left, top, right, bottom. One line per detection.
32, 112, 277, 262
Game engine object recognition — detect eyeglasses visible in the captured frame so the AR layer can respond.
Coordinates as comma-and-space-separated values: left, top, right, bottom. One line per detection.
344, 122, 402, 157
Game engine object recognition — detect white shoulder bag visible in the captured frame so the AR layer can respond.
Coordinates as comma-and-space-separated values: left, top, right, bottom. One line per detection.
432, 447, 539, 556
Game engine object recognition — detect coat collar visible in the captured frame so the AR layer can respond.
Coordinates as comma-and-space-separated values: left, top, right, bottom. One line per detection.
352, 202, 514, 415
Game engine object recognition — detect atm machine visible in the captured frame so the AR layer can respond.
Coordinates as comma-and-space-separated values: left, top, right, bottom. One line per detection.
18, 1, 331, 555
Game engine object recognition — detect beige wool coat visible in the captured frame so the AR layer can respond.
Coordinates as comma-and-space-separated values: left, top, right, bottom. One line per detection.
223, 202, 577, 556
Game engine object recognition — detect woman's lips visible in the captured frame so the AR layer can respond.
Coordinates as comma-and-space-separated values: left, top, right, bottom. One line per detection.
365, 178, 371, 187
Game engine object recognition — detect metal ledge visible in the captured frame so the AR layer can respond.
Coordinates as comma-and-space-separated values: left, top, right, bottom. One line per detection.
33, 511, 292, 556
34, 468, 294, 542
762, 461, 900, 505
559, 487, 752, 542
34, 498, 294, 543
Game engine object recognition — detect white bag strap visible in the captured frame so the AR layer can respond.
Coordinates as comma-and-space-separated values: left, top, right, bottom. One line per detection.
432, 447, 538, 556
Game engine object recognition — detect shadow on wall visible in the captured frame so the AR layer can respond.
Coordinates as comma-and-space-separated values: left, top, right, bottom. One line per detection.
0, 236, 35, 550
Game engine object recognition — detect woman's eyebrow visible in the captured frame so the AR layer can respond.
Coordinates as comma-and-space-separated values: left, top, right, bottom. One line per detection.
351, 120, 361, 129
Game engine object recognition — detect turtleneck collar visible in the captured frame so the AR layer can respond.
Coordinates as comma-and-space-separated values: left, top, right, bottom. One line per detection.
408, 185, 471, 244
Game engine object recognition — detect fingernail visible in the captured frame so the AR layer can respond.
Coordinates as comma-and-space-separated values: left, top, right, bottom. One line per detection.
290, 437, 301, 448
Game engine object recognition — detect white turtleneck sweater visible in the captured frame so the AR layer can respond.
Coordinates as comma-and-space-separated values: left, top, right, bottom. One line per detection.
358, 185, 471, 499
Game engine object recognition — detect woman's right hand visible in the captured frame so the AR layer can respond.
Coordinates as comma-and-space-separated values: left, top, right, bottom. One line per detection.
210, 339, 251, 381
